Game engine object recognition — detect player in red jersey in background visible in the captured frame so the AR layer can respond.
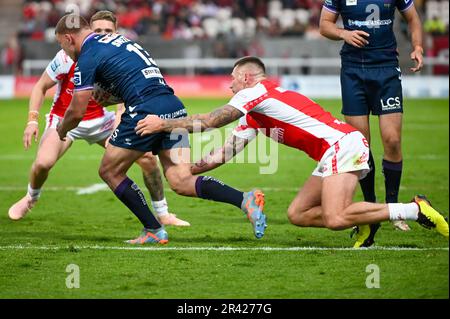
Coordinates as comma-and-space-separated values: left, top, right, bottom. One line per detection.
135, 56, 449, 243
8, 11, 190, 227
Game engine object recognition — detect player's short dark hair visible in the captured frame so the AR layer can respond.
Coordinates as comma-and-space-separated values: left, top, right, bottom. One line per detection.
55, 14, 90, 34
234, 56, 266, 74
90, 10, 117, 27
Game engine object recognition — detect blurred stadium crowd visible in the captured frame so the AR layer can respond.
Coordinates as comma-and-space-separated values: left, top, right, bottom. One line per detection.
18, 0, 324, 41
1, 0, 449, 74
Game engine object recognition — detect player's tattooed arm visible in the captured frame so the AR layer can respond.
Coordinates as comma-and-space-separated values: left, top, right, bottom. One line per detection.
191, 133, 249, 175
135, 105, 244, 135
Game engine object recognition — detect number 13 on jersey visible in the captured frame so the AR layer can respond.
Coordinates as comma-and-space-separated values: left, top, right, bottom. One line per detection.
126, 43, 165, 81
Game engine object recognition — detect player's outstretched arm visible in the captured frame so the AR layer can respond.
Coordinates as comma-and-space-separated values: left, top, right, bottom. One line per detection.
23, 71, 57, 149
191, 133, 250, 175
401, 5, 424, 72
135, 104, 244, 135
319, 8, 369, 48
56, 90, 92, 140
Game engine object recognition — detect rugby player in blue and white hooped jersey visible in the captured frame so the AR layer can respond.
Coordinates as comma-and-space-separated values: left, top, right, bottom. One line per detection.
54, 14, 267, 244
319, 0, 424, 246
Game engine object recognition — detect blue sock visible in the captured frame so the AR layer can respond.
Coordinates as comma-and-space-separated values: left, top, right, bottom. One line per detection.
382, 159, 402, 203
114, 177, 161, 230
359, 150, 377, 202
195, 176, 244, 209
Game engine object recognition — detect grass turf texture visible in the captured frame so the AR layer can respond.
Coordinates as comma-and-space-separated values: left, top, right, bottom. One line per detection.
0, 98, 448, 298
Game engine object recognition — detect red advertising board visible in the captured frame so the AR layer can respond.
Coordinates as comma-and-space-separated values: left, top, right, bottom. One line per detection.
432, 35, 449, 75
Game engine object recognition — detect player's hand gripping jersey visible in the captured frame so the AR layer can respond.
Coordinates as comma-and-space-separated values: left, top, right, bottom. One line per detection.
323, 0, 415, 66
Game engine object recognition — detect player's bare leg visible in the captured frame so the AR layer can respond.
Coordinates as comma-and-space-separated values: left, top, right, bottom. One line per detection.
287, 175, 325, 227
287, 172, 385, 229
99, 144, 167, 244
9, 129, 72, 220
379, 113, 410, 231
158, 147, 267, 239
320, 172, 389, 229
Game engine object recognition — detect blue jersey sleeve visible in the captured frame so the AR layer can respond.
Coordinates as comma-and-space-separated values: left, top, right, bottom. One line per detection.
74, 53, 96, 92
323, 0, 340, 14
396, 0, 414, 12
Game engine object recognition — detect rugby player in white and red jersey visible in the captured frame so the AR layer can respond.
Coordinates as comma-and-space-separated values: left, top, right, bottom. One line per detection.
135, 56, 449, 244
8, 11, 190, 227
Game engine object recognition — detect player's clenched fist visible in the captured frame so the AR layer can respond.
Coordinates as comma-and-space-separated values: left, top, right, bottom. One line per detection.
136, 114, 164, 135
341, 30, 369, 48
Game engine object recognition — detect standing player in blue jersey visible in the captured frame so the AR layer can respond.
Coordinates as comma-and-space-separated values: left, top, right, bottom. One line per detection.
53, 14, 267, 244
319, 0, 424, 247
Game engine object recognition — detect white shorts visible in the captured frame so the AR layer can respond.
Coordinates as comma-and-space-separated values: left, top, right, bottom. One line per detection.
45, 111, 115, 144
312, 131, 370, 180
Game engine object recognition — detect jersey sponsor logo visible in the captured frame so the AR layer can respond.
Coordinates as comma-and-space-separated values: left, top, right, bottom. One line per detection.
73, 71, 81, 86
348, 18, 392, 27
346, 0, 357, 6
141, 67, 163, 79
159, 109, 187, 119
324, 0, 333, 6
380, 97, 401, 110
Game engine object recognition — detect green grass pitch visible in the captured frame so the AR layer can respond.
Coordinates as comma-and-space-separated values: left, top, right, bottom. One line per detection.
0, 97, 448, 298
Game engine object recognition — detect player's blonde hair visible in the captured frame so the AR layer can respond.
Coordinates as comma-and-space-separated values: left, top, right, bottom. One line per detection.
90, 10, 117, 28
55, 14, 90, 34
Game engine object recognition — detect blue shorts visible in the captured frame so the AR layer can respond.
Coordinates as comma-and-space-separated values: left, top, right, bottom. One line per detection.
340, 66, 403, 116
109, 94, 190, 154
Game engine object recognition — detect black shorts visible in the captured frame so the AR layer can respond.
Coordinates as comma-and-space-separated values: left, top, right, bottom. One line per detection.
340, 66, 403, 116
109, 94, 190, 154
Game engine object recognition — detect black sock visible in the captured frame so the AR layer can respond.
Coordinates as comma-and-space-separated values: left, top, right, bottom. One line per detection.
382, 159, 402, 203
114, 177, 161, 230
359, 150, 377, 202
195, 176, 244, 209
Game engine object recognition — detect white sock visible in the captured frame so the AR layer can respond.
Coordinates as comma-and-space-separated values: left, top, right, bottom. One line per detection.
152, 198, 169, 217
27, 184, 41, 201
388, 203, 419, 221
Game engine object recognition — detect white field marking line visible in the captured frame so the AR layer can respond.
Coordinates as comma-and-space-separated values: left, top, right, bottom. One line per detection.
76, 183, 109, 195
0, 245, 447, 252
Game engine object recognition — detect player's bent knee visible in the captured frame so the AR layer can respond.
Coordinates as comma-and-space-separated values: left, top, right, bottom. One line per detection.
137, 153, 158, 170
323, 215, 346, 231
287, 205, 309, 226
287, 206, 301, 225
98, 163, 115, 183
